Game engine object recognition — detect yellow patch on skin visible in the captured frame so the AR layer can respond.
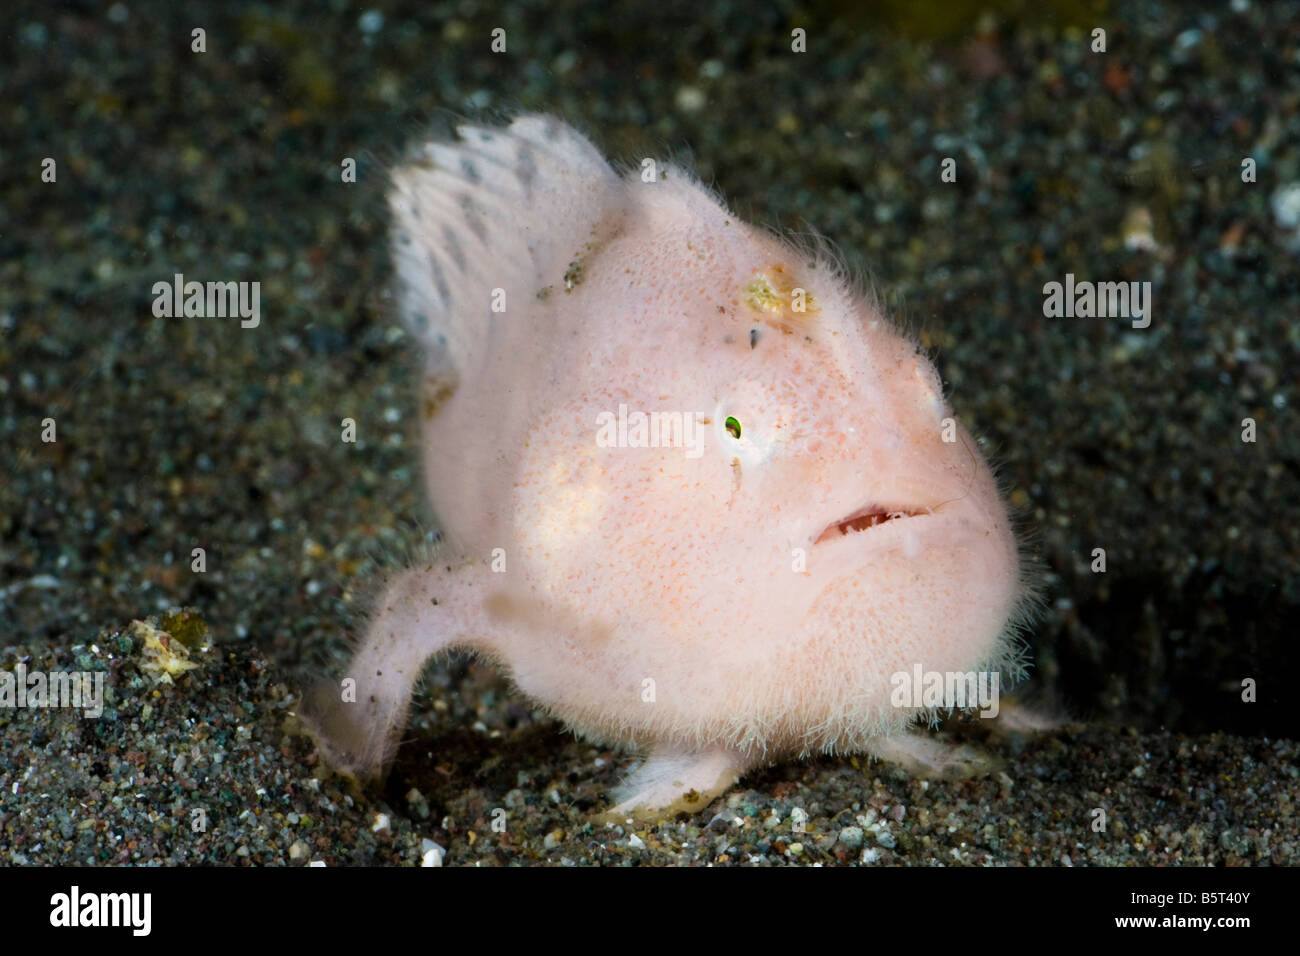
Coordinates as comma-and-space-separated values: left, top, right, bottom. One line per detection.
741, 265, 819, 330
422, 379, 455, 420
743, 275, 784, 313
485, 591, 521, 622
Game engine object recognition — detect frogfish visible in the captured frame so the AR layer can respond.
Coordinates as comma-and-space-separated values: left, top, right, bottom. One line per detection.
310, 114, 1031, 817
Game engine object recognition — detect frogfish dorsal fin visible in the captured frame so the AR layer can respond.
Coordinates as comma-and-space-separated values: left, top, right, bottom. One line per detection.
389, 114, 628, 376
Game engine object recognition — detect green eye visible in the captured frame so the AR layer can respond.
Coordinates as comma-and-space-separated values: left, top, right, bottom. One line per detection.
725, 416, 742, 439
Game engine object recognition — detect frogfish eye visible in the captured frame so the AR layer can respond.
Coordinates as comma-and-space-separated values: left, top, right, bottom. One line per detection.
724, 416, 742, 439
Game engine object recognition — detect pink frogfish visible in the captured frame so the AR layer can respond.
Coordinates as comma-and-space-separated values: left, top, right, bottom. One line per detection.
309, 114, 1032, 818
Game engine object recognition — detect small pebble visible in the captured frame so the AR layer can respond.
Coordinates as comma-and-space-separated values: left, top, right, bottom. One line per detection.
420, 838, 446, 867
